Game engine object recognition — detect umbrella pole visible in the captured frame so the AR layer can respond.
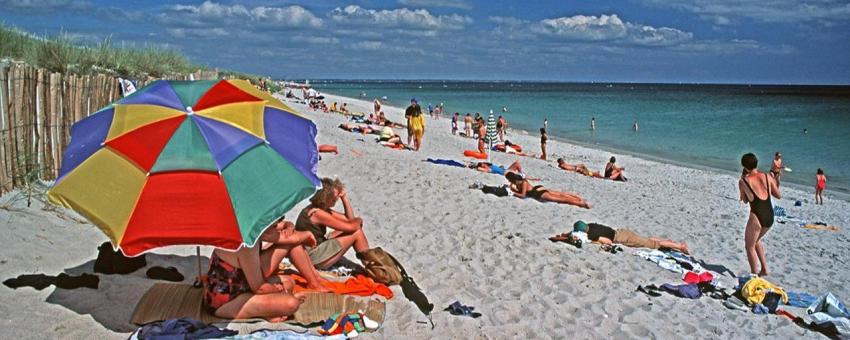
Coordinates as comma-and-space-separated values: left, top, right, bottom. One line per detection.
193, 246, 203, 288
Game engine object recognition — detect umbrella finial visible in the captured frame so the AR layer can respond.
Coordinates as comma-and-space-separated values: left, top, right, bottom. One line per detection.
186, 106, 194, 115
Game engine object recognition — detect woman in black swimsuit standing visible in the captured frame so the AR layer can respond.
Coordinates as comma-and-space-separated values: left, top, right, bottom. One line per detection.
738, 153, 781, 277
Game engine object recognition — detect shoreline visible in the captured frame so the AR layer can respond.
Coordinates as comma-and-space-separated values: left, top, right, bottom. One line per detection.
315, 90, 849, 202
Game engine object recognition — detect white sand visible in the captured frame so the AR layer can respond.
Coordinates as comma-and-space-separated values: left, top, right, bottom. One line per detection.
1, 92, 848, 339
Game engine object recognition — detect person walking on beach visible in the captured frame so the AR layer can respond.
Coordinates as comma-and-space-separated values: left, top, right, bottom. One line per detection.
497, 115, 506, 141
738, 153, 781, 277
540, 128, 548, 161
591, 117, 596, 131
451, 112, 459, 135
405, 98, 425, 151
428, 103, 434, 118
463, 113, 473, 137
816, 168, 826, 205
770, 152, 783, 186
373, 98, 381, 115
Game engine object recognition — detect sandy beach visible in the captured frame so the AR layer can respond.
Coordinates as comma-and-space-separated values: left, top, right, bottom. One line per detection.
1, 92, 849, 339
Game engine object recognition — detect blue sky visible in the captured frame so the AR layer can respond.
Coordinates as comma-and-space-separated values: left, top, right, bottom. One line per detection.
2, 0, 849, 84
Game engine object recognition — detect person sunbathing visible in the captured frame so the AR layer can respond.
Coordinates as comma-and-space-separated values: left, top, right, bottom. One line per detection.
295, 178, 372, 269
550, 220, 689, 254
205, 219, 330, 321
557, 158, 603, 178
338, 123, 374, 134
604, 156, 627, 181
505, 172, 590, 208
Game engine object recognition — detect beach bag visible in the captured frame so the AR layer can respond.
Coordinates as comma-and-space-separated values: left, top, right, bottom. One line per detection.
357, 247, 434, 329
357, 247, 403, 285
94, 241, 146, 274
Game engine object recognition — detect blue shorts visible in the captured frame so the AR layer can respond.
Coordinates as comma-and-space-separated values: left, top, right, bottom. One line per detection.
491, 165, 506, 175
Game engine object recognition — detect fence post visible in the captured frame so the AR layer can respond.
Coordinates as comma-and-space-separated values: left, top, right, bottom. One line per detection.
0, 66, 9, 193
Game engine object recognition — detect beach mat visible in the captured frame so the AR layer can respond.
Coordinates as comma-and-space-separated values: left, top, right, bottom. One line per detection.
130, 283, 386, 328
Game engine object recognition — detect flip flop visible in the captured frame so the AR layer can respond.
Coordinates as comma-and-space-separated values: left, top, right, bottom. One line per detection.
146, 266, 185, 282
636, 285, 662, 297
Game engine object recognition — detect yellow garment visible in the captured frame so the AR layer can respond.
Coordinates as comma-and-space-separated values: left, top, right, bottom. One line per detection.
408, 114, 425, 132
741, 277, 788, 305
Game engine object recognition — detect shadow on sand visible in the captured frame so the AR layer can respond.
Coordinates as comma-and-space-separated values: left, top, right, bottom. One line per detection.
42, 253, 209, 333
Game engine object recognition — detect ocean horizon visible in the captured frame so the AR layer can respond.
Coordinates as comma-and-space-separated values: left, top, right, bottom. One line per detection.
310, 80, 850, 197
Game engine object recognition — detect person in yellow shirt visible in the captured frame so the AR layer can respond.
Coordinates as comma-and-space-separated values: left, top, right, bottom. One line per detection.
405, 98, 425, 151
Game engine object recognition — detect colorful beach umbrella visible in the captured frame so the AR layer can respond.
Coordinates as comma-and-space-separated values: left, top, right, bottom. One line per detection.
48, 79, 320, 257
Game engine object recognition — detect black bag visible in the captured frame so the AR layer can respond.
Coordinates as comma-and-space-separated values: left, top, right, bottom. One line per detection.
481, 185, 509, 197
93, 242, 146, 274
380, 251, 434, 326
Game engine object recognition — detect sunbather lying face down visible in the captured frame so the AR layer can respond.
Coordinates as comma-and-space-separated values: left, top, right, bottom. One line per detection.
505, 172, 591, 209
550, 220, 689, 254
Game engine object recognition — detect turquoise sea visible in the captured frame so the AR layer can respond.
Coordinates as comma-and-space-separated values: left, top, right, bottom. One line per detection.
312, 81, 850, 196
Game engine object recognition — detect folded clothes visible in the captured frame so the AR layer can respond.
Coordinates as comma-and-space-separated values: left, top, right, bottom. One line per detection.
444, 301, 482, 318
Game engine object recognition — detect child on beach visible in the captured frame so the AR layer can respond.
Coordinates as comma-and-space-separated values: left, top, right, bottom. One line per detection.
816, 168, 826, 204
738, 153, 781, 277
539, 128, 548, 161
452, 113, 459, 135
770, 152, 782, 186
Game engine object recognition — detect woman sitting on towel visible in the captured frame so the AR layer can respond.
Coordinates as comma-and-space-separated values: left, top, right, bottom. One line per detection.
205, 219, 330, 321
604, 156, 627, 181
505, 172, 591, 209
295, 178, 371, 269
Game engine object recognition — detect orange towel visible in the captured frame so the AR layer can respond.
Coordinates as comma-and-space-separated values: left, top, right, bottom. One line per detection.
291, 274, 393, 299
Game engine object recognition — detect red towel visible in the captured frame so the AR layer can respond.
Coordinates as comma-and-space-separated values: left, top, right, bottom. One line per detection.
682, 271, 714, 284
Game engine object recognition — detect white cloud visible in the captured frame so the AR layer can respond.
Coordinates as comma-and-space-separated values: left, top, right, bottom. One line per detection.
639, 0, 850, 24
397, 0, 473, 10
625, 23, 693, 46
351, 41, 385, 50
329, 5, 472, 30
290, 36, 340, 44
0, 0, 91, 11
532, 14, 628, 41
167, 27, 230, 39
528, 14, 693, 46
160, 1, 322, 29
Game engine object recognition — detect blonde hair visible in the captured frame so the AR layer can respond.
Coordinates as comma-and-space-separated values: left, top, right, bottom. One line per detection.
310, 177, 345, 209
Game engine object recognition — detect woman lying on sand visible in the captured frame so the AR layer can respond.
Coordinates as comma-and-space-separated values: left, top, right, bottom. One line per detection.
557, 158, 603, 178
205, 219, 330, 321
295, 178, 371, 269
550, 220, 689, 254
338, 123, 374, 134
505, 172, 590, 208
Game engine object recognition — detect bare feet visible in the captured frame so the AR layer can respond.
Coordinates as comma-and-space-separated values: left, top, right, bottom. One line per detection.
758, 269, 769, 277
266, 315, 289, 323
307, 282, 333, 293
582, 202, 592, 209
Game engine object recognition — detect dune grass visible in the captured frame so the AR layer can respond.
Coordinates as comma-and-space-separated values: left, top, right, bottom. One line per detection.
0, 24, 203, 78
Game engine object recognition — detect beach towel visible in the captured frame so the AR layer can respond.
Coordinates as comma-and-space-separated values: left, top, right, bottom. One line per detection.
425, 158, 465, 168
129, 317, 236, 340
130, 283, 386, 327
227, 329, 345, 340
290, 274, 393, 299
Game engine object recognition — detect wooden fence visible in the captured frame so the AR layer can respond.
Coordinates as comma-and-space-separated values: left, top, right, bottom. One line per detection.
0, 63, 218, 195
